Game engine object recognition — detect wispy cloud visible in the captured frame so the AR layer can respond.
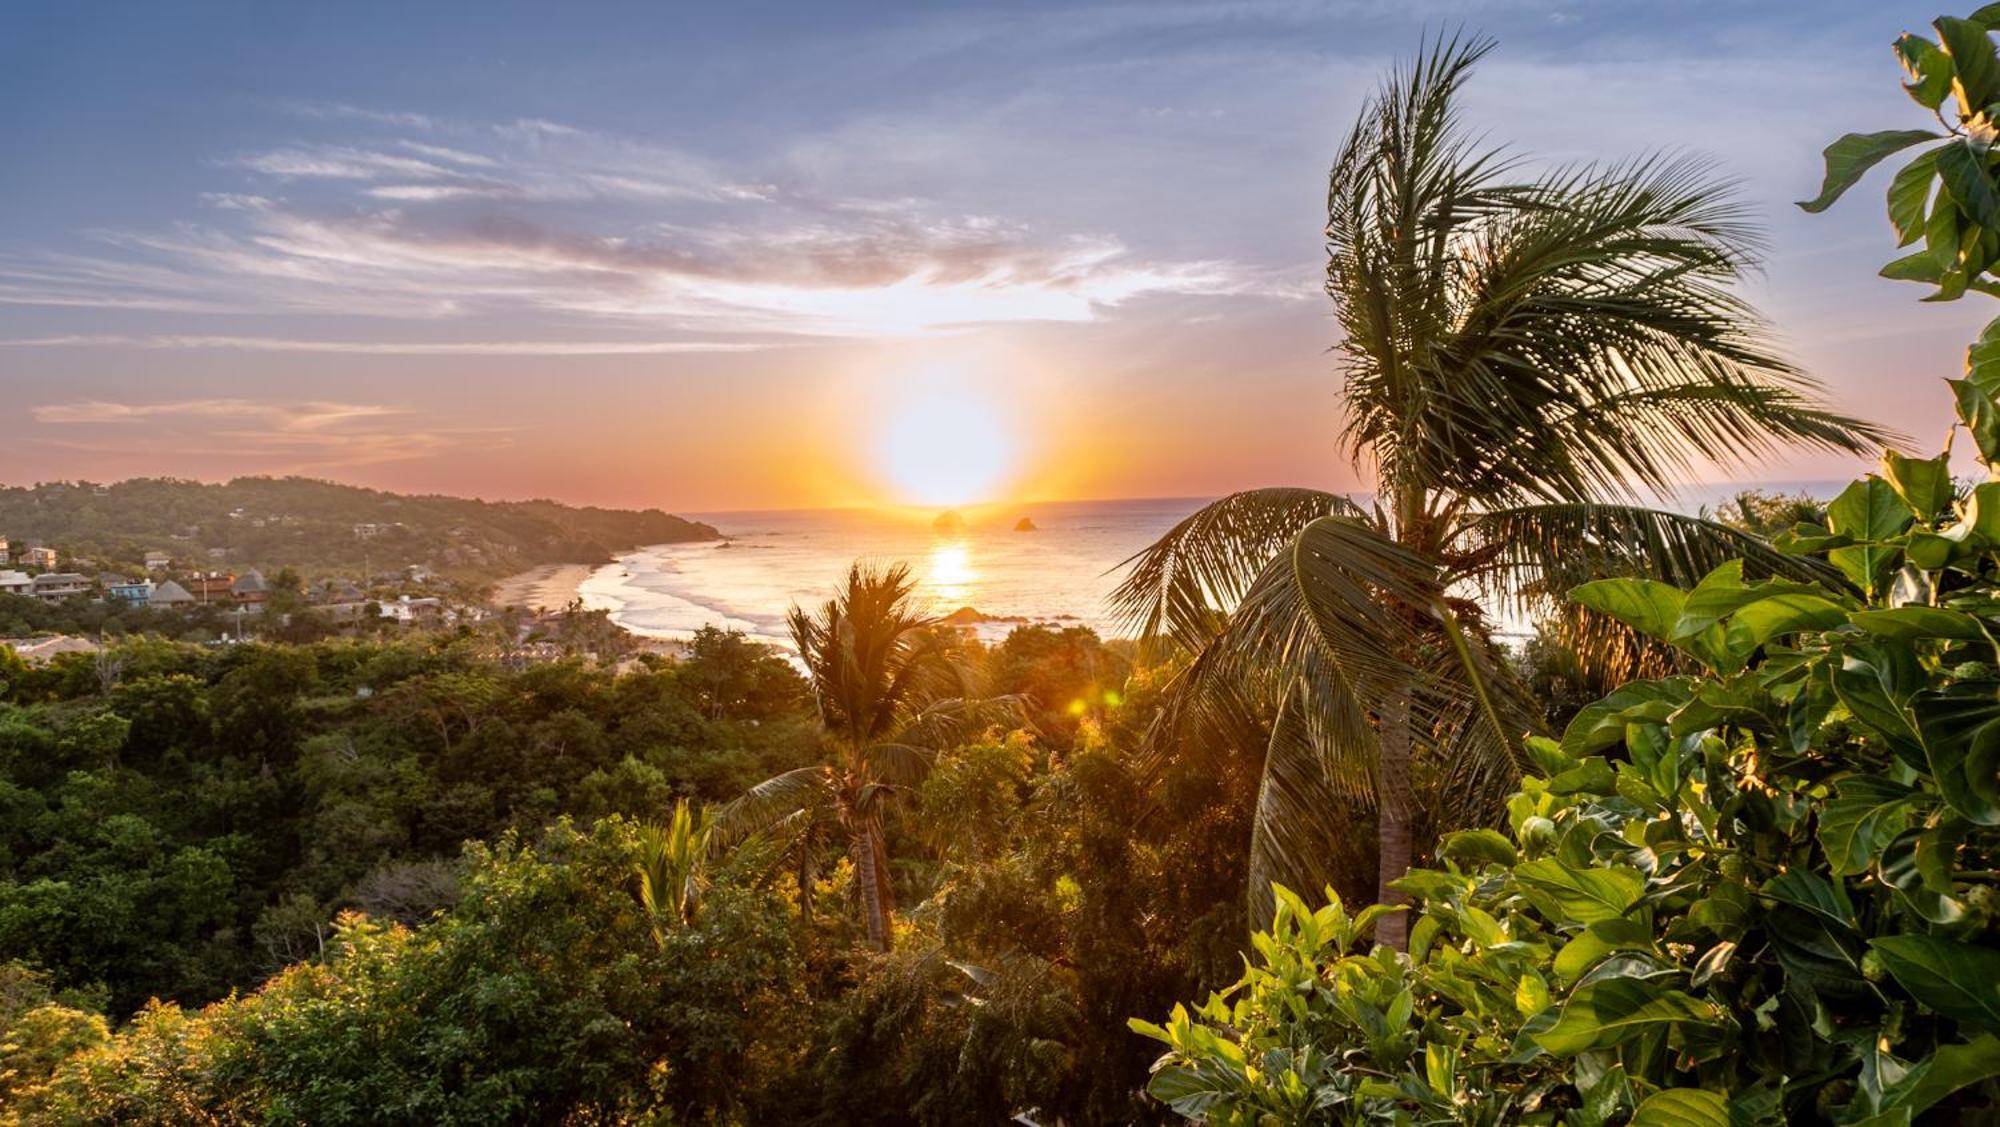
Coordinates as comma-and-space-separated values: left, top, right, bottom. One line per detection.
0, 106, 1277, 339
0, 334, 782, 355
29, 398, 500, 471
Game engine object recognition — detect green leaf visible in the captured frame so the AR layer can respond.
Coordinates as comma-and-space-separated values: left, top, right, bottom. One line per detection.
1883, 249, 1946, 283
1552, 916, 1654, 984
1534, 978, 1729, 1056
1881, 449, 1955, 518
1850, 607, 1986, 640
1940, 16, 2000, 113
1439, 828, 1517, 869
1798, 130, 1940, 213
1515, 858, 1645, 924
1871, 935, 2000, 1033
1937, 140, 2000, 235
1970, 314, 2000, 393
1825, 477, 1913, 595
1956, 378, 2000, 464
1561, 678, 1691, 758
1759, 869, 1855, 929
1570, 578, 1686, 643
1630, 1089, 1729, 1127
1818, 777, 1916, 876
1889, 149, 1941, 245
1880, 1034, 2000, 1116
1912, 692, 2000, 825
1898, 34, 1953, 110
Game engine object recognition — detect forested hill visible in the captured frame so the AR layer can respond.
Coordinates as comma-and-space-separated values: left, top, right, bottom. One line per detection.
0, 476, 718, 581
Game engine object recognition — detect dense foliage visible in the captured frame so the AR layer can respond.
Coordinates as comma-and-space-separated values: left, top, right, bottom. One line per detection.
0, 633, 813, 1016
0, 476, 717, 583
1135, 450, 2000, 1122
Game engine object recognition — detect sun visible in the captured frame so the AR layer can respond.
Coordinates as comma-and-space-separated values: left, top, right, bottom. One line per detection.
873, 383, 1017, 508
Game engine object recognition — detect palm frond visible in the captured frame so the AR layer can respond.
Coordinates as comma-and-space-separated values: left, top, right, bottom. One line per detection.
1454, 502, 1846, 609
714, 765, 834, 845
1378, 154, 1891, 505
862, 742, 936, 789
1110, 488, 1370, 654
1247, 690, 1374, 916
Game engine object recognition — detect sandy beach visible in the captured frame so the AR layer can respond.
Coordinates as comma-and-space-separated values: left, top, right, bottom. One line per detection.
489, 562, 596, 612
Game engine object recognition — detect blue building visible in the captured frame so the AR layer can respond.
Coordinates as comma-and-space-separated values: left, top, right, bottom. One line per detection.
107, 578, 154, 606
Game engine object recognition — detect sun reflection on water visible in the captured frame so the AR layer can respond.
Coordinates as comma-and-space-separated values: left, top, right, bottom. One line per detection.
926, 541, 978, 606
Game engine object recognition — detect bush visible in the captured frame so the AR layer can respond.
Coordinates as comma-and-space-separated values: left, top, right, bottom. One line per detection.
10, 818, 804, 1124
1135, 450, 2000, 1124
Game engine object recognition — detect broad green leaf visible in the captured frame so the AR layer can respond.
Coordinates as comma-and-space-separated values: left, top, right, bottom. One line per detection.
1552, 916, 1653, 983
1959, 481, 2000, 541
1883, 249, 1946, 283
1439, 828, 1516, 869
1898, 34, 1953, 110
1569, 578, 1685, 643
1912, 692, 2000, 825
1759, 869, 1855, 929
1514, 859, 1644, 924
1825, 477, 1912, 594
1880, 1034, 2000, 1116
1546, 757, 1616, 797
1953, 379, 2000, 464
1630, 1089, 1729, 1127
1967, 314, 2000, 393
1849, 606, 1985, 640
1834, 653, 1923, 757
1798, 130, 1940, 213
1560, 678, 1690, 758
1881, 449, 1954, 518
1718, 593, 1849, 671
1929, 184, 1965, 272
1940, 16, 2000, 113
1889, 149, 1939, 244
1533, 978, 1728, 1056
1871, 935, 2000, 1033
1937, 140, 2000, 233
1818, 777, 1916, 875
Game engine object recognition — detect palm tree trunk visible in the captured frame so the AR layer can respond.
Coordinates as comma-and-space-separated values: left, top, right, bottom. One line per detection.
853, 822, 892, 951
1374, 684, 1414, 950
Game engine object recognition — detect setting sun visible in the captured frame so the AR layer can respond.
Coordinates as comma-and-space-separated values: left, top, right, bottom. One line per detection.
872, 382, 1018, 508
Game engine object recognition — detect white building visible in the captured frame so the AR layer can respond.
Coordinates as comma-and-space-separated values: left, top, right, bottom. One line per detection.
0, 570, 30, 598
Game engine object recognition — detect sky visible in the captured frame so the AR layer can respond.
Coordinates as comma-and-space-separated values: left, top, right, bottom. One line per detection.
0, 1, 1987, 512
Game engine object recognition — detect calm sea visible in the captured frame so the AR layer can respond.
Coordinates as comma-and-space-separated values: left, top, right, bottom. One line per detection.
577, 483, 1848, 647
577, 497, 1206, 646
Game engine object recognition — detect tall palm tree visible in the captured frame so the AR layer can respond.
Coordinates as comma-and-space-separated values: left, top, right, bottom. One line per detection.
1113, 36, 1892, 949
720, 562, 981, 951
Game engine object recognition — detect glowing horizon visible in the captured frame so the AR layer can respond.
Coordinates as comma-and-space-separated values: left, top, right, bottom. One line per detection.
0, 4, 1975, 513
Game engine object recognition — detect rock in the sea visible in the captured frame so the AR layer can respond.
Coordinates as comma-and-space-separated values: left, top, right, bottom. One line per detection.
1014, 516, 1038, 531
933, 509, 968, 536
941, 606, 1028, 626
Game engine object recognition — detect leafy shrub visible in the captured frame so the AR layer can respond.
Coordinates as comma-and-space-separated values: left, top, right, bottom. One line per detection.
1134, 449, 2000, 1124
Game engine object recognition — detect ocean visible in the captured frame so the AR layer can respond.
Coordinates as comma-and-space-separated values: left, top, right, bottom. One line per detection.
576, 497, 1204, 646
576, 483, 1849, 647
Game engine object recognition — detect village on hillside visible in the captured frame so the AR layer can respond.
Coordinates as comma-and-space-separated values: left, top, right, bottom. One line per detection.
0, 529, 642, 667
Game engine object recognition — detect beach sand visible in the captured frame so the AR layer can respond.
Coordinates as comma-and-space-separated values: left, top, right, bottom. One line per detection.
490, 562, 596, 612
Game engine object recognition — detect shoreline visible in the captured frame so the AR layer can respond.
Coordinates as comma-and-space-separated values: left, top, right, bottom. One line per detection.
490, 562, 597, 612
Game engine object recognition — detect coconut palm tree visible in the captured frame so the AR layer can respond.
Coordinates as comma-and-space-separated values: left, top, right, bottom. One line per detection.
1113, 35, 1892, 949
720, 562, 985, 951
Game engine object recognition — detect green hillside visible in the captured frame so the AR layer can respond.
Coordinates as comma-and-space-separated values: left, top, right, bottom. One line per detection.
0, 477, 718, 583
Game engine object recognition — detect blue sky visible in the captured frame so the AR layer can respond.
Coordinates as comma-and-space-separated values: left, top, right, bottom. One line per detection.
0, 2, 1984, 509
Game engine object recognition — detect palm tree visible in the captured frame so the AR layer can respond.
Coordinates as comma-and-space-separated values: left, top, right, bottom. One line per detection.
719, 562, 981, 951
1113, 36, 1892, 950
633, 799, 711, 945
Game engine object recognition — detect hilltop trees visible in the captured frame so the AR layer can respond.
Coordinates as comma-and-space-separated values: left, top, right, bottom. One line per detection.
1115, 36, 1887, 947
